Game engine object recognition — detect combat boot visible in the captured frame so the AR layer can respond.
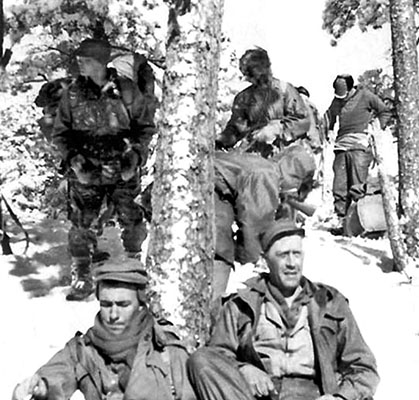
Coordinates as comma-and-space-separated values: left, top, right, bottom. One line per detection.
66, 257, 94, 301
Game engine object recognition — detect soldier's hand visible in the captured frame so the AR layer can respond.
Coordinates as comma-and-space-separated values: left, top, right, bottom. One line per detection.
70, 154, 85, 172
239, 364, 276, 398
121, 150, 139, 181
70, 154, 92, 184
254, 120, 282, 144
12, 374, 48, 400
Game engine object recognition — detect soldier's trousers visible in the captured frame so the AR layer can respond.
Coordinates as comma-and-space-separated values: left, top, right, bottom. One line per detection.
332, 149, 373, 217
67, 171, 146, 259
187, 347, 321, 400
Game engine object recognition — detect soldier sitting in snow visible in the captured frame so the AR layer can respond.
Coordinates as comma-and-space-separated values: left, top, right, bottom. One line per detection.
188, 219, 379, 400
12, 263, 196, 400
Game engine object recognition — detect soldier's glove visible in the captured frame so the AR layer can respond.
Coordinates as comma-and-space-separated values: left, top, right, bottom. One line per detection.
253, 120, 283, 144
121, 150, 139, 181
12, 374, 48, 400
70, 154, 92, 185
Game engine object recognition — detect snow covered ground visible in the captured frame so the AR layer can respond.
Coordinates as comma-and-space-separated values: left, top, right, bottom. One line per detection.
1, 205, 418, 400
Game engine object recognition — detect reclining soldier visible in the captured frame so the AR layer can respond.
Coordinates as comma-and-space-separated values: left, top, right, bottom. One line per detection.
12, 263, 196, 400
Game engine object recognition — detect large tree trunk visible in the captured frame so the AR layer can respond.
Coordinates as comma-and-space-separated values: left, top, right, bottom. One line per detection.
389, 0, 419, 258
146, 0, 223, 346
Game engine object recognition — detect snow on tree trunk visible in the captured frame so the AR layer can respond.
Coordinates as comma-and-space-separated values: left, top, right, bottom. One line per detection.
389, 0, 419, 258
146, 0, 223, 346
371, 131, 409, 273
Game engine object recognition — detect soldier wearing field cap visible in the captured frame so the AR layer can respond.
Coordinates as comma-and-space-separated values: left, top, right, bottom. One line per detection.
12, 262, 196, 400
188, 219, 378, 400
51, 37, 156, 301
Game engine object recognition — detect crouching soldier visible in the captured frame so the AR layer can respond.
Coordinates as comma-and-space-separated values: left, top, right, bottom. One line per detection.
51, 38, 157, 300
188, 219, 379, 400
212, 145, 316, 322
12, 263, 196, 400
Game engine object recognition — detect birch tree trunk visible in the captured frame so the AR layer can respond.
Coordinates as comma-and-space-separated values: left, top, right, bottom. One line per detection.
146, 0, 223, 345
389, 0, 419, 258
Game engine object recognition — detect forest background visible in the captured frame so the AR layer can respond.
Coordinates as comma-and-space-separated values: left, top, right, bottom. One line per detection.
0, 1, 418, 400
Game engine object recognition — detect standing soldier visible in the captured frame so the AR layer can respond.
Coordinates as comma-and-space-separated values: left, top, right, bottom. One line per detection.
216, 48, 310, 158
52, 38, 156, 301
325, 74, 391, 234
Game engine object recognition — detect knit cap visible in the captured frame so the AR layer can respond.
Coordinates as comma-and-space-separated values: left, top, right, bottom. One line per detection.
259, 219, 305, 253
75, 38, 112, 64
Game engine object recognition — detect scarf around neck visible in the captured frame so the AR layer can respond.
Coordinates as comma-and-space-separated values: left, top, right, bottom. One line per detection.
87, 307, 154, 366
266, 277, 313, 331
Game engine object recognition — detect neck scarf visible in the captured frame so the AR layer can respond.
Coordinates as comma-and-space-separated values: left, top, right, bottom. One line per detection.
88, 308, 153, 364
266, 277, 313, 332
86, 308, 154, 390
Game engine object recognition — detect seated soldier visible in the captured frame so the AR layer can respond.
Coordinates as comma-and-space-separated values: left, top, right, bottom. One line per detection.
12, 262, 196, 400
188, 219, 379, 400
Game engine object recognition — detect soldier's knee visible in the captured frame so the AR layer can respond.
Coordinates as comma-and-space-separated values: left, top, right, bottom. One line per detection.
187, 348, 213, 373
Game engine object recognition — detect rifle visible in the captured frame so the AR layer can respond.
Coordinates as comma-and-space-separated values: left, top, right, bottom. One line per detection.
0, 197, 13, 255
0, 192, 30, 255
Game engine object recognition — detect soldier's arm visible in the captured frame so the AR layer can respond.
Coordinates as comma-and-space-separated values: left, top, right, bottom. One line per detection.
13, 337, 80, 400
121, 79, 157, 165
51, 88, 76, 163
334, 295, 379, 400
281, 83, 310, 141
367, 90, 392, 130
217, 92, 250, 149
208, 299, 243, 359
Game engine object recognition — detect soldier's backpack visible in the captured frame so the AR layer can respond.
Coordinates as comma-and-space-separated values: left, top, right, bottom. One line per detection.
302, 96, 324, 153
34, 51, 157, 140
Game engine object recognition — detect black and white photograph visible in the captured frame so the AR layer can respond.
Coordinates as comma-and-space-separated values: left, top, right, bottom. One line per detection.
1, 1, 418, 399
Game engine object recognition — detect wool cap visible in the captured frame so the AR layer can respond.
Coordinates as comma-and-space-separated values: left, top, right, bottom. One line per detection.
94, 258, 148, 288
75, 38, 111, 64
260, 219, 305, 253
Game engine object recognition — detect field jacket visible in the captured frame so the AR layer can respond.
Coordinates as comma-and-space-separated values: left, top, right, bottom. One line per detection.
52, 68, 156, 167
37, 322, 196, 400
217, 79, 310, 157
209, 275, 379, 400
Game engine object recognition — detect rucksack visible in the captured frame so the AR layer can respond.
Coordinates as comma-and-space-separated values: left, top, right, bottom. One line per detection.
302, 96, 324, 153
34, 51, 157, 140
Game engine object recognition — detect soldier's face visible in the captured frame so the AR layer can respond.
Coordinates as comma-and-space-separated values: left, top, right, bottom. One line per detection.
99, 283, 140, 335
264, 235, 304, 296
77, 56, 105, 78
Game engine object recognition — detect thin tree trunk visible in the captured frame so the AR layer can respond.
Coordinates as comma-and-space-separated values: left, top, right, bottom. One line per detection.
389, 0, 419, 258
371, 131, 409, 274
147, 0, 223, 346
